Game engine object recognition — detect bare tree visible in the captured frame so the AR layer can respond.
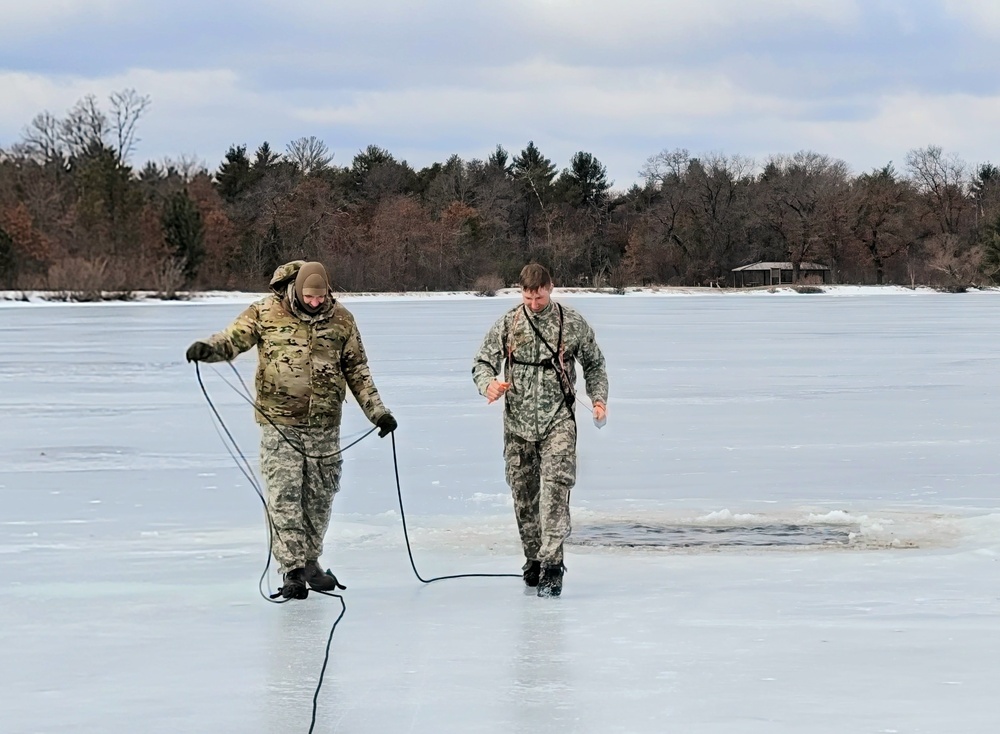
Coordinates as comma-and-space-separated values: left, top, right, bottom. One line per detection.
905, 145, 968, 235
425, 154, 476, 214
16, 112, 66, 165
110, 89, 151, 165
60, 95, 109, 158
161, 154, 208, 183
640, 149, 692, 234
755, 151, 850, 281
641, 151, 759, 285
685, 153, 755, 282
285, 136, 333, 175
924, 233, 981, 287
850, 165, 914, 284
636, 148, 694, 281
466, 157, 516, 262
16, 89, 148, 167
640, 148, 690, 185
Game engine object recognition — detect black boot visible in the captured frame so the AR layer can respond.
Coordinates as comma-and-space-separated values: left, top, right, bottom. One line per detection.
522, 559, 541, 587
536, 564, 564, 598
279, 568, 309, 600
303, 560, 346, 591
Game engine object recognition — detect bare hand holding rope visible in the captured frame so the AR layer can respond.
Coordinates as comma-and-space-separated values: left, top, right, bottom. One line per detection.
485, 379, 511, 403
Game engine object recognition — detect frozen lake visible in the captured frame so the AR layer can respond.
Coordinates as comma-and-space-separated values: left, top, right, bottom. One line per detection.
2, 290, 999, 733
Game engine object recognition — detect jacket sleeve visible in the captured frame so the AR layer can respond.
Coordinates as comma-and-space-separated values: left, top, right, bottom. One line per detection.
202, 303, 262, 362
577, 317, 609, 405
472, 314, 506, 396
341, 324, 389, 424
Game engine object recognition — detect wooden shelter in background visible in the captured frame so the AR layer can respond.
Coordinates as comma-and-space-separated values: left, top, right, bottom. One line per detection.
731, 261, 831, 287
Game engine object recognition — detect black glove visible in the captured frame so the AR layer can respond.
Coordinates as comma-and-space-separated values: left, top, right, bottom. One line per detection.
376, 413, 398, 438
186, 341, 213, 363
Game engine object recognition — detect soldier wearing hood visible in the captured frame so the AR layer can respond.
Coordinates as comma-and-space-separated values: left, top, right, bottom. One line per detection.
185, 260, 397, 599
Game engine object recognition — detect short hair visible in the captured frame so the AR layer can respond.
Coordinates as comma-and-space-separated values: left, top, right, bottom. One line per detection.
519, 263, 552, 291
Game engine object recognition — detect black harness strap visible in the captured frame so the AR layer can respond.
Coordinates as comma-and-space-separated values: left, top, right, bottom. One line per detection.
518, 303, 562, 363
515, 304, 576, 414
509, 355, 556, 367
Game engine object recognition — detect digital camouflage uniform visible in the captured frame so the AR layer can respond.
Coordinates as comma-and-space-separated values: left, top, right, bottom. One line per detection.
473, 301, 608, 566
196, 261, 391, 572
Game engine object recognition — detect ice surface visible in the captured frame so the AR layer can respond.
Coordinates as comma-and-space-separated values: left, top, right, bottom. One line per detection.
1, 291, 999, 733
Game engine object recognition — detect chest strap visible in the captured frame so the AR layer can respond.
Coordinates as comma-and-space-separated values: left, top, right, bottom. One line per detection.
508, 304, 576, 415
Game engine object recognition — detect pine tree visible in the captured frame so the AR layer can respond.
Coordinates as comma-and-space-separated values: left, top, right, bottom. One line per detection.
162, 190, 205, 282
252, 142, 281, 175
511, 141, 557, 244
487, 145, 512, 175
216, 145, 252, 201
512, 141, 556, 194
561, 151, 611, 209
0, 227, 15, 287
979, 214, 1000, 283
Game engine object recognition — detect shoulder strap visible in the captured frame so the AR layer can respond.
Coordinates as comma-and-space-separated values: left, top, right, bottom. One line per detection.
520, 304, 575, 414
520, 303, 564, 361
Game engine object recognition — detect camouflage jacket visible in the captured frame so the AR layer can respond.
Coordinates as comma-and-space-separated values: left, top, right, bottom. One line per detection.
198, 261, 390, 429
473, 300, 608, 441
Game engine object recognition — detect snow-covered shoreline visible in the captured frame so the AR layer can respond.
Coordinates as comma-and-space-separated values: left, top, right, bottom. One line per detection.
0, 283, 992, 306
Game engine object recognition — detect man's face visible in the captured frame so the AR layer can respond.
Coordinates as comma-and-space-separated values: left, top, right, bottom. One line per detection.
522, 285, 552, 313
303, 294, 326, 310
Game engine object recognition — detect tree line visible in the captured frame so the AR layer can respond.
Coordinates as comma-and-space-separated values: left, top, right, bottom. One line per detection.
2, 89, 999, 296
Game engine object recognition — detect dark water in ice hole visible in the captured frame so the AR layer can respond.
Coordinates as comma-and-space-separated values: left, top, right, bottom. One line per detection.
568, 521, 857, 548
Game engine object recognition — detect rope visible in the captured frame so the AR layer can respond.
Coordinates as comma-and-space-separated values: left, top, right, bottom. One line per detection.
195, 363, 346, 733
389, 431, 519, 583
194, 361, 520, 732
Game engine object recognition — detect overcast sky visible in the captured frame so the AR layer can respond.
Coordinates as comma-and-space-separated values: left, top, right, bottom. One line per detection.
1, 0, 998, 187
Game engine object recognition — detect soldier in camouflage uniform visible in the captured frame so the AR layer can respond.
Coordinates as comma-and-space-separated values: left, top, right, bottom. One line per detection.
185, 261, 397, 599
473, 263, 608, 597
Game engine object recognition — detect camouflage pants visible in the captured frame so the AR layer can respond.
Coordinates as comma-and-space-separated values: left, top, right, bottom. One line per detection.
504, 418, 577, 566
260, 423, 343, 573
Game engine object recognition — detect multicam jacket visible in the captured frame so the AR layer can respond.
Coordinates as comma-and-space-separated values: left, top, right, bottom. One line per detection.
473, 300, 608, 441
198, 261, 390, 429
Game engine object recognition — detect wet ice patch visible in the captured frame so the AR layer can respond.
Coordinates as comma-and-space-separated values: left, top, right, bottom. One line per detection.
568, 509, 964, 552
570, 520, 855, 549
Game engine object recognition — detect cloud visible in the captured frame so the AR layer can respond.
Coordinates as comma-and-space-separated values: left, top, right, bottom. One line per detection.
293, 62, 797, 143
2, 1, 999, 185
0, 0, 129, 37
808, 91, 1000, 170
0, 0, 869, 85
257, 0, 862, 48
523, 0, 861, 46
942, 0, 1000, 32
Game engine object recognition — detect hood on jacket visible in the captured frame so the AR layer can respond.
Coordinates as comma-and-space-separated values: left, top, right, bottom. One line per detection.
269, 260, 307, 294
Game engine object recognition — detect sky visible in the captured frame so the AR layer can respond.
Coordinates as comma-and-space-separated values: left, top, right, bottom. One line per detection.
1, 291, 999, 732
1, 1, 1000, 188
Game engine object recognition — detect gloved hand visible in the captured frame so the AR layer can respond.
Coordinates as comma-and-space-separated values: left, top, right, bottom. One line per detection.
185, 341, 213, 363
376, 413, 398, 438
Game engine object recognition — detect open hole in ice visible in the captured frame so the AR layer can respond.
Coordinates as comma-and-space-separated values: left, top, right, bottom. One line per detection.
568, 521, 858, 548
